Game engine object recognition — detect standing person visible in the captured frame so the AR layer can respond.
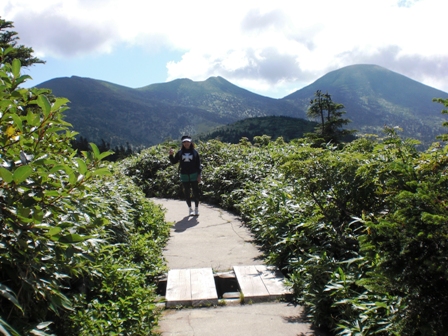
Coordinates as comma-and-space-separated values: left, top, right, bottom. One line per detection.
169, 135, 202, 216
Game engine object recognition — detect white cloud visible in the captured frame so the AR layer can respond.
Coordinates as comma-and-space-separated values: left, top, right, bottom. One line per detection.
1, 0, 448, 96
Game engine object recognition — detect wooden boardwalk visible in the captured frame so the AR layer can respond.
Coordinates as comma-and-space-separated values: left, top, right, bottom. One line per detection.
165, 268, 218, 308
233, 265, 292, 302
165, 265, 291, 307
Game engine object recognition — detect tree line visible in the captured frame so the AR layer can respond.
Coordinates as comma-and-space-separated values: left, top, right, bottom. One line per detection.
71, 136, 135, 161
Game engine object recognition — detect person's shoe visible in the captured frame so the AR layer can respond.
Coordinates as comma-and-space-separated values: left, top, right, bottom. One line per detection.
188, 207, 194, 216
194, 207, 199, 216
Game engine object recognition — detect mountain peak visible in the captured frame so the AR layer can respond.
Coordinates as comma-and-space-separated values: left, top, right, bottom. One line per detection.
35, 64, 447, 149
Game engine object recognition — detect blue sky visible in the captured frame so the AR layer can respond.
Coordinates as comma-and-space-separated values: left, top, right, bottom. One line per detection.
21, 45, 184, 90
2, 0, 448, 98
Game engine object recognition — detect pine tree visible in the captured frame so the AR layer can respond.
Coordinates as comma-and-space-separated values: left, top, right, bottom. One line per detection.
305, 90, 356, 146
0, 17, 45, 67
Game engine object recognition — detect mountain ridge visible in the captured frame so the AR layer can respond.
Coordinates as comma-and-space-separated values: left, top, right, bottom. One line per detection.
37, 64, 448, 149
282, 64, 447, 142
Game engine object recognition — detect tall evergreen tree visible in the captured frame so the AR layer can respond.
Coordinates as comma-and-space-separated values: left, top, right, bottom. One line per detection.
0, 17, 45, 66
433, 97, 448, 141
305, 90, 356, 146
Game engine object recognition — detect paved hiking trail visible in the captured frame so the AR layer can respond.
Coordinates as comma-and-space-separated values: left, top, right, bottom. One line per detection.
151, 198, 326, 336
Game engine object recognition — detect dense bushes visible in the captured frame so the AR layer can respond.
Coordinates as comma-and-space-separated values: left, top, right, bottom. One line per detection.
59, 170, 169, 335
0, 54, 170, 335
356, 132, 448, 334
124, 121, 448, 334
122, 136, 286, 209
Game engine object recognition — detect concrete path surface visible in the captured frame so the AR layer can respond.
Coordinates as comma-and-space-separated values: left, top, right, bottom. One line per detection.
158, 302, 318, 336
151, 198, 263, 271
151, 198, 327, 336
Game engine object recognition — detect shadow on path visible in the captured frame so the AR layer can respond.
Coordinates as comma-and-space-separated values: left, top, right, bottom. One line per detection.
173, 216, 199, 232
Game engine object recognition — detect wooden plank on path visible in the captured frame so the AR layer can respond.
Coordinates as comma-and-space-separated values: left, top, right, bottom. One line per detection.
166, 269, 191, 308
254, 265, 292, 299
190, 268, 218, 306
166, 268, 217, 308
233, 265, 269, 302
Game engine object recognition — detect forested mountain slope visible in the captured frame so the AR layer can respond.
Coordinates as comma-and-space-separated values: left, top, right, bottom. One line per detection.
197, 116, 317, 143
283, 64, 448, 145
38, 64, 448, 149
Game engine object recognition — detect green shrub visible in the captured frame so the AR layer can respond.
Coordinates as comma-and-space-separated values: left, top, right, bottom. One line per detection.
122, 138, 289, 210
121, 143, 180, 199
0, 56, 111, 334
122, 103, 448, 334
357, 131, 448, 335
1, 54, 170, 335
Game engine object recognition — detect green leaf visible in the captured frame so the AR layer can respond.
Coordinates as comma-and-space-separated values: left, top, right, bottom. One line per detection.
46, 126, 67, 134
375, 302, 388, 309
14, 74, 32, 86
91, 167, 111, 177
49, 164, 69, 174
76, 158, 88, 175
0, 316, 21, 336
17, 206, 31, 219
37, 95, 51, 118
0, 284, 22, 312
49, 291, 73, 311
58, 234, 94, 243
11, 113, 23, 133
90, 142, 100, 158
32, 208, 44, 222
36, 321, 53, 330
0, 99, 13, 110
13, 165, 32, 184
68, 172, 77, 185
98, 151, 114, 161
12, 59, 21, 78
30, 329, 52, 336
51, 97, 70, 111
43, 190, 60, 197
26, 109, 41, 127
0, 167, 13, 183
47, 227, 62, 236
